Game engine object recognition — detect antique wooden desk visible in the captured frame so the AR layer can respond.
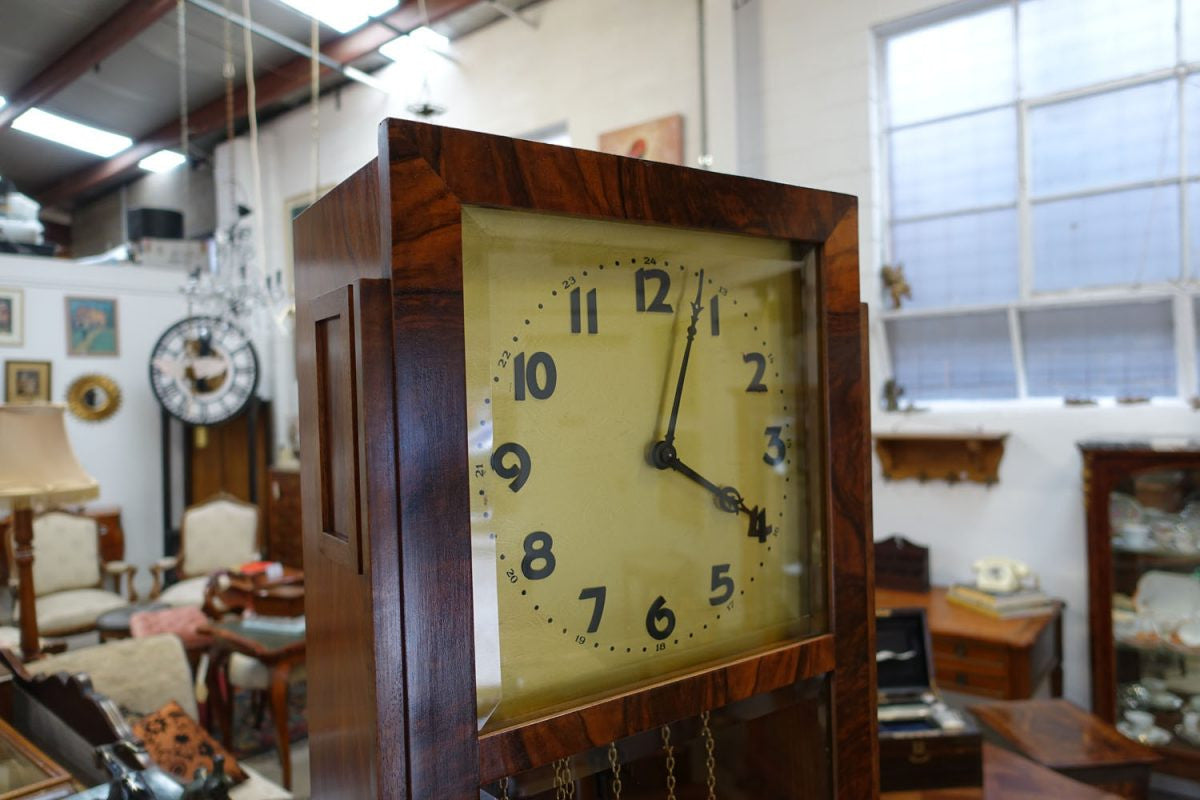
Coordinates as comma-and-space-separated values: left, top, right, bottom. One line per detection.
876, 586, 1063, 699
970, 699, 1160, 800
205, 619, 305, 791
881, 742, 1120, 799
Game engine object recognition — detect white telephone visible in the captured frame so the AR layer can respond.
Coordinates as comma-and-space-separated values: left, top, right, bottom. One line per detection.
971, 557, 1038, 594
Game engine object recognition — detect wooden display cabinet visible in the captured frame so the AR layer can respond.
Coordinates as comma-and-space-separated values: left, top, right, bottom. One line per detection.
293, 119, 877, 798
1082, 439, 1200, 782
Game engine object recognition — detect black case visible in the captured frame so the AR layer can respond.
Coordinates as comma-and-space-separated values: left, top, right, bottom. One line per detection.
877, 607, 983, 792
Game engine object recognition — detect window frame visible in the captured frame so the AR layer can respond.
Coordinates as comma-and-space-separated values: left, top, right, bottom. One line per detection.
875, 0, 1200, 405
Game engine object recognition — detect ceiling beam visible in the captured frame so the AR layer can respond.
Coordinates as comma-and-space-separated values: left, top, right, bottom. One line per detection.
35, 0, 480, 209
0, 0, 178, 132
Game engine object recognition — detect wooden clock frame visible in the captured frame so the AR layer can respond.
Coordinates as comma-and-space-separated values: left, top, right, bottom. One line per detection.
293, 119, 877, 799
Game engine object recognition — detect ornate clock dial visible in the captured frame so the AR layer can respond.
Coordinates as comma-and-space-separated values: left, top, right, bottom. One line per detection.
149, 316, 259, 425
464, 208, 822, 727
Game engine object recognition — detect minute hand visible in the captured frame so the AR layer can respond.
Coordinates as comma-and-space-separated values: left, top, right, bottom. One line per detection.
662, 269, 706, 451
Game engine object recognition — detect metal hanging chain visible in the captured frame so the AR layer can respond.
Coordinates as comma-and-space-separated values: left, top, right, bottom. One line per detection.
553, 757, 576, 799
498, 776, 510, 800
607, 742, 622, 800
661, 725, 677, 800
701, 711, 717, 800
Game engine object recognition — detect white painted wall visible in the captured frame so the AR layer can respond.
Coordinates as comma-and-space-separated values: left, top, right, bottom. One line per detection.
0, 254, 191, 594
220, 0, 1200, 707
734, 0, 1200, 708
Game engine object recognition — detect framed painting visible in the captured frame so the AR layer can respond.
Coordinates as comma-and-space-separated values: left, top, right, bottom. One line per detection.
65, 296, 119, 356
5, 360, 51, 404
597, 113, 684, 165
0, 288, 22, 347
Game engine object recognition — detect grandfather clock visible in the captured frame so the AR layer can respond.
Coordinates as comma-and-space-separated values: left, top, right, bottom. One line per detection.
293, 119, 877, 798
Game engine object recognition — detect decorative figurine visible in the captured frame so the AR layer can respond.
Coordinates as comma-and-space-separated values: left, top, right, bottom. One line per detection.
881, 263, 912, 310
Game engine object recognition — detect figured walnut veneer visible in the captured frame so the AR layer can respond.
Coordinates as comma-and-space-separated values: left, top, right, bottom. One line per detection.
293, 119, 876, 799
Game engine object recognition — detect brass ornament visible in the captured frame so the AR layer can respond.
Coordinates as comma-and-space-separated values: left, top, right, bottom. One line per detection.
65, 374, 122, 422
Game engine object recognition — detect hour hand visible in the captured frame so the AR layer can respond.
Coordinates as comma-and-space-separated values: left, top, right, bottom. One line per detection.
665, 455, 773, 542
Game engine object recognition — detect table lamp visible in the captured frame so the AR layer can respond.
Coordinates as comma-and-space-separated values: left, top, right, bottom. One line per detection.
0, 405, 98, 659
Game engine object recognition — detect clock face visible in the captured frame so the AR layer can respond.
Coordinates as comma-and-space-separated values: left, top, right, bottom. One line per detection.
463, 208, 824, 728
149, 316, 259, 425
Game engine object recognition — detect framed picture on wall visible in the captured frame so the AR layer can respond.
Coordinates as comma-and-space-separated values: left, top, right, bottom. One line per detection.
5, 360, 51, 404
0, 287, 23, 347
64, 296, 119, 356
597, 113, 684, 165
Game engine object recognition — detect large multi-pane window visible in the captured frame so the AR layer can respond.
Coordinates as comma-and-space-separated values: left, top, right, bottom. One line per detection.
879, 0, 1200, 402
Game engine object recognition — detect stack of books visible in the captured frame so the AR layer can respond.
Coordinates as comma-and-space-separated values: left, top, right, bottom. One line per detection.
946, 584, 1055, 619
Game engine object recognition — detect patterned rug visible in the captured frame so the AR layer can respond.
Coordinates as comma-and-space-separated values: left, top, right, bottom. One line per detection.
230, 680, 309, 758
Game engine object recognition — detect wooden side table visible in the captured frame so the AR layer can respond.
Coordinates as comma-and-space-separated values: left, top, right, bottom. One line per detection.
205, 620, 305, 791
970, 699, 1161, 799
876, 586, 1063, 699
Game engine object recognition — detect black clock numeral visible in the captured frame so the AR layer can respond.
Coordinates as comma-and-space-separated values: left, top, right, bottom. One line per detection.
513, 351, 557, 401
709, 295, 720, 336
763, 426, 786, 466
635, 268, 673, 313
747, 507, 771, 543
645, 595, 676, 641
579, 586, 607, 633
490, 442, 531, 493
569, 287, 598, 334
709, 564, 734, 606
744, 353, 768, 392
520, 532, 556, 580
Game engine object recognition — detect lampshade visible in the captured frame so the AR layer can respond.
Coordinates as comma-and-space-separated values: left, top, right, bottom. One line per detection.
0, 405, 98, 508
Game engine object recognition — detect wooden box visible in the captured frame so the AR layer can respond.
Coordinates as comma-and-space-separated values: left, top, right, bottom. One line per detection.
877, 608, 982, 792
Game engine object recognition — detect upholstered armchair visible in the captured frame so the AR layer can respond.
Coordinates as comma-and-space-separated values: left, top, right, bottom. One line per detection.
10, 510, 135, 637
19, 635, 292, 799
151, 493, 260, 607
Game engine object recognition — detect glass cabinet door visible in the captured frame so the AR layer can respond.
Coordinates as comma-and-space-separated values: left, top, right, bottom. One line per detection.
1111, 467, 1200, 753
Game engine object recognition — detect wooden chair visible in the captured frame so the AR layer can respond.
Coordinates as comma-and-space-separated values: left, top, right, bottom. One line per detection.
151, 493, 261, 607
8, 510, 136, 638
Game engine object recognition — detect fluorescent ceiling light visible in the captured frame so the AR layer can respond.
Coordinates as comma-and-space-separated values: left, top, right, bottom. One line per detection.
0, 97, 6, 110
12, 107, 131, 157
138, 150, 187, 173
275, 0, 397, 34
379, 26, 451, 61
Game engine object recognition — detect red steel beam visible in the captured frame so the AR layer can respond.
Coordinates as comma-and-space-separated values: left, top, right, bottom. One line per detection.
35, 0, 480, 209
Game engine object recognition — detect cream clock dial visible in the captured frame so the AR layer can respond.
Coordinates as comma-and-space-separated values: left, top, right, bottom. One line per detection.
463, 207, 822, 728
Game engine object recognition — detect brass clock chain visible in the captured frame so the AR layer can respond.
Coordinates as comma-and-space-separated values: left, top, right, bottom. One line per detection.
607, 742, 623, 799
498, 777, 511, 800
553, 758, 576, 799
661, 725, 677, 800
701, 711, 717, 799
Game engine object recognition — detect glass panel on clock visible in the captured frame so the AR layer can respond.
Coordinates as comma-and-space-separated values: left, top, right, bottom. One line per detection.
479, 677, 831, 798
461, 206, 824, 730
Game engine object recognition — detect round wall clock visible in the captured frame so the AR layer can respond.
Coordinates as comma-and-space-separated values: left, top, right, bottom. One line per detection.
463, 206, 822, 727
65, 373, 122, 422
149, 315, 259, 425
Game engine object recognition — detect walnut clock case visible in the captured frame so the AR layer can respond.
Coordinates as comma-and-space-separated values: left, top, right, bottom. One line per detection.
293, 119, 876, 799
